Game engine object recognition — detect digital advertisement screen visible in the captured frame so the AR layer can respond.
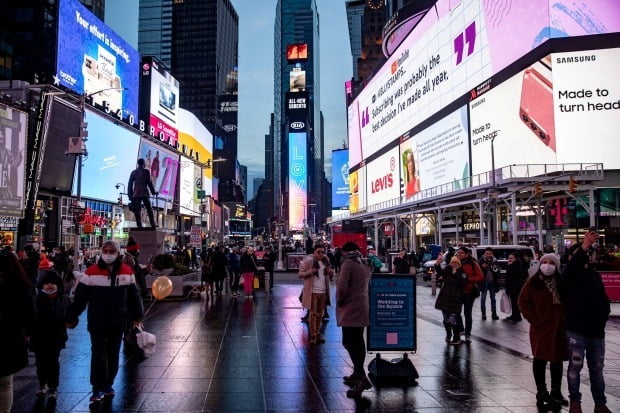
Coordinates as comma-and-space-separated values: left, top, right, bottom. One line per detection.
145, 58, 179, 144
179, 157, 201, 216
286, 43, 308, 61
402, 105, 470, 197
290, 70, 306, 92
178, 108, 212, 195
77, 109, 140, 202
285, 91, 309, 120
0, 105, 27, 218
56, 0, 139, 118
470, 47, 620, 174
347, 0, 620, 168
331, 149, 350, 209
366, 147, 401, 207
137, 139, 180, 207
288, 132, 307, 231
349, 166, 366, 214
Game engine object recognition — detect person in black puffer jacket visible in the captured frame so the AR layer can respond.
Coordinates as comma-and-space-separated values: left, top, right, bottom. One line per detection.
504, 251, 528, 322
0, 252, 36, 412
559, 231, 611, 413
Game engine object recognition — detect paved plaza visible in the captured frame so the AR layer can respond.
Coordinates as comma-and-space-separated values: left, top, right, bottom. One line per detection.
11, 273, 620, 412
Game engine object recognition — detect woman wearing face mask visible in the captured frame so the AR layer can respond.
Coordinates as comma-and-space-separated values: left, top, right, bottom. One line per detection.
66, 240, 143, 404
518, 254, 569, 410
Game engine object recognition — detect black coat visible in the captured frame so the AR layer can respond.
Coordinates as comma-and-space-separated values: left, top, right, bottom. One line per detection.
128, 166, 156, 199
505, 260, 528, 296
435, 267, 466, 314
560, 248, 611, 338
31, 292, 70, 352
393, 257, 410, 274
0, 273, 35, 377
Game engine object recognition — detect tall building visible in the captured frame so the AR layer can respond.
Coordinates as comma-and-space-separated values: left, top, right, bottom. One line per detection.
273, 0, 322, 233
252, 178, 264, 200
138, 0, 239, 185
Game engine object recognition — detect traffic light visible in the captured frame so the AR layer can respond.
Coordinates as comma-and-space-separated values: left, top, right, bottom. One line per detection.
534, 183, 543, 196
117, 196, 123, 207
569, 176, 578, 193
79, 121, 88, 138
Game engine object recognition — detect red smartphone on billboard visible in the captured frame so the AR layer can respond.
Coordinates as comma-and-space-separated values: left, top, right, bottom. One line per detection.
519, 59, 556, 152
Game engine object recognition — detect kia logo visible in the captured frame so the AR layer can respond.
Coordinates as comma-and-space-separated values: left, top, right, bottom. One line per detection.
290, 121, 305, 129
222, 124, 237, 132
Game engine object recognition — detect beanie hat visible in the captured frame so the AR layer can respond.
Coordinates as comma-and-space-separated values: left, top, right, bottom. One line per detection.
539, 253, 560, 270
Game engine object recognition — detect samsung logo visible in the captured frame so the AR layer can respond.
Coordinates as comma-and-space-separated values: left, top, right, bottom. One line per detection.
290, 121, 305, 129
556, 55, 596, 64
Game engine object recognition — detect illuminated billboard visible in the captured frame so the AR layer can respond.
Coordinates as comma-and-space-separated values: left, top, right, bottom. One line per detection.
347, 0, 620, 167
0, 105, 27, 218
77, 109, 140, 202
137, 139, 180, 208
290, 69, 306, 92
331, 149, 350, 209
140, 57, 180, 145
349, 166, 366, 214
179, 157, 201, 217
56, 0, 139, 119
366, 147, 400, 206
288, 132, 307, 231
286, 43, 308, 62
285, 91, 309, 120
401, 106, 470, 198
470, 47, 620, 173
178, 108, 212, 195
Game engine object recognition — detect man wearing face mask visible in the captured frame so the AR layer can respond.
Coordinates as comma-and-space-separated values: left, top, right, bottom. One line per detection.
66, 240, 143, 404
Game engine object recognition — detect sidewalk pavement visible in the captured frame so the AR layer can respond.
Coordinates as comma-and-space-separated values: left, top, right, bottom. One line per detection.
9, 272, 620, 413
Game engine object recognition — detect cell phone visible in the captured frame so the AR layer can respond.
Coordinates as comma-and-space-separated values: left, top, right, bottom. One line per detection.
519, 64, 556, 152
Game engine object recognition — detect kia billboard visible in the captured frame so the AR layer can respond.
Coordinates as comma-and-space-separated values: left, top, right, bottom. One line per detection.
140, 57, 180, 146
137, 138, 180, 208
347, 0, 620, 168
288, 132, 307, 231
331, 149, 350, 209
56, 0, 139, 119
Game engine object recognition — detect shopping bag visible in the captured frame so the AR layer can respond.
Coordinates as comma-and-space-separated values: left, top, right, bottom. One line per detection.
253, 276, 260, 289
500, 291, 512, 314
238, 276, 244, 285
136, 326, 157, 356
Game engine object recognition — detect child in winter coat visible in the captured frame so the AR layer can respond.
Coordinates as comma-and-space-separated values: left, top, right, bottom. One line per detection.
29, 270, 70, 399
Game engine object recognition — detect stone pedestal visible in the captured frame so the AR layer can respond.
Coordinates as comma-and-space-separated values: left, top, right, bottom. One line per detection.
129, 229, 166, 266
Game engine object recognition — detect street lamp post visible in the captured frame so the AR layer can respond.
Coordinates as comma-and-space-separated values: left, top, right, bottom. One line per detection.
489, 135, 497, 244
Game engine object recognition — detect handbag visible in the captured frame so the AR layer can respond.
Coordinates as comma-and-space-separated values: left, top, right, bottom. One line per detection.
500, 291, 512, 314
253, 276, 260, 289
136, 326, 156, 356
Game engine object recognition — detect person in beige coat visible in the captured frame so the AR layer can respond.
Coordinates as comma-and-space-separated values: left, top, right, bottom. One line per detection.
299, 245, 334, 344
336, 241, 372, 398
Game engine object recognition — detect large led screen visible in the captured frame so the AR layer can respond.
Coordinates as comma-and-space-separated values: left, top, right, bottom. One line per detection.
347, 0, 620, 167
57, 0, 139, 118
77, 109, 140, 202
401, 105, 470, 199
331, 149, 349, 209
137, 139, 180, 208
178, 108, 212, 196
366, 147, 401, 207
288, 132, 307, 231
349, 166, 366, 214
470, 47, 620, 174
0, 105, 27, 218
179, 157, 201, 217
145, 58, 180, 144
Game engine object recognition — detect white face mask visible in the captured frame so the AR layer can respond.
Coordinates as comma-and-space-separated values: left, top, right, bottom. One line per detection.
102, 254, 117, 264
540, 263, 556, 276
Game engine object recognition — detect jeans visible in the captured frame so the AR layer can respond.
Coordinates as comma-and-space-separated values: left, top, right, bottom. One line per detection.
480, 280, 496, 315
0, 374, 13, 413
566, 330, 607, 404
89, 326, 124, 391
309, 293, 327, 336
342, 327, 366, 375
462, 294, 476, 335
229, 269, 240, 293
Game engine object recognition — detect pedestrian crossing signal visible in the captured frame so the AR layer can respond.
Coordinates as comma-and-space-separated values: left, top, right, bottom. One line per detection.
569, 177, 578, 193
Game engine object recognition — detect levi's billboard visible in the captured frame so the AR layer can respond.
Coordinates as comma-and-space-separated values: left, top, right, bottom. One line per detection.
347, 0, 620, 168
366, 147, 400, 206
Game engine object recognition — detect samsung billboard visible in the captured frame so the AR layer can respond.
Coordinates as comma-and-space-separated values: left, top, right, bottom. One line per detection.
56, 0, 139, 119
347, 0, 620, 168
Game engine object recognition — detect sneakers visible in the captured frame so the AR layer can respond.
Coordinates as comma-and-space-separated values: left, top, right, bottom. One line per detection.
343, 373, 364, 386
536, 391, 561, 410
481, 314, 487, 320
104, 387, 115, 397
491, 312, 499, 320
309, 335, 317, 344
322, 313, 330, 321
90, 391, 105, 403
569, 400, 582, 413
35, 385, 48, 397
316, 334, 326, 344
464, 335, 472, 343
594, 404, 612, 413
47, 388, 57, 399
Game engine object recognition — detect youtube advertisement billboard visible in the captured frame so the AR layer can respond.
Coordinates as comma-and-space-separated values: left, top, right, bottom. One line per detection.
56, 0, 139, 119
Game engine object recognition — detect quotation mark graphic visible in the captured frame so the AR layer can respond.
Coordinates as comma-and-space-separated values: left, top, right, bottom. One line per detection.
454, 21, 476, 65
361, 107, 370, 128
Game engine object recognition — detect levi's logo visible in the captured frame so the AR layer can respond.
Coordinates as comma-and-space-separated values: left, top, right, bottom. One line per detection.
371, 173, 393, 193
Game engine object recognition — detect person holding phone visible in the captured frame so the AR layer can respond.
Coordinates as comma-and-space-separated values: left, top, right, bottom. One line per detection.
560, 231, 611, 413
